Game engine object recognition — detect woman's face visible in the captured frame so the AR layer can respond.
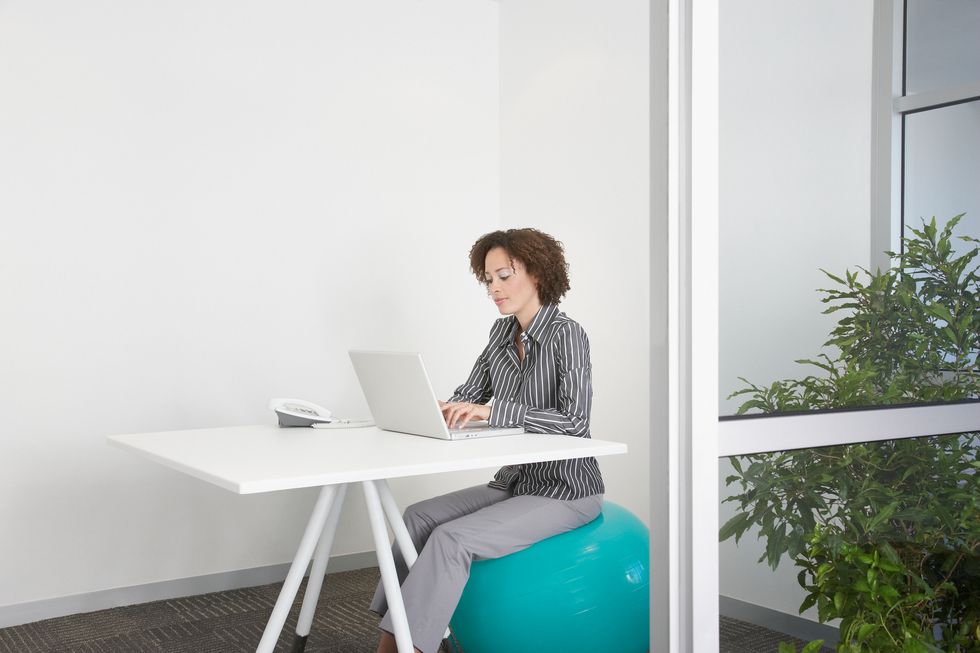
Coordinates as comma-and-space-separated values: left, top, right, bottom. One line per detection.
484, 246, 540, 322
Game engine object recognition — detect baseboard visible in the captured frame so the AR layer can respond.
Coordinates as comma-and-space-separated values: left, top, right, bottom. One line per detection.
0, 550, 378, 629
720, 595, 840, 646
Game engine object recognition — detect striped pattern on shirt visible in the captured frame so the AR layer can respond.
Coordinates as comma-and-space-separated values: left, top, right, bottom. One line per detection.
448, 304, 605, 500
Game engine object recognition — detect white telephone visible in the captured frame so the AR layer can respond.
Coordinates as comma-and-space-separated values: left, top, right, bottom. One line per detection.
268, 398, 374, 429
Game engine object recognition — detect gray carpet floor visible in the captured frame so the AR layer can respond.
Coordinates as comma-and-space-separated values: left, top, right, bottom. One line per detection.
0, 568, 829, 653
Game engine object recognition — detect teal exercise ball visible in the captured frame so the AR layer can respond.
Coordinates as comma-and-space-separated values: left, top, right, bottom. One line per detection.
449, 501, 649, 653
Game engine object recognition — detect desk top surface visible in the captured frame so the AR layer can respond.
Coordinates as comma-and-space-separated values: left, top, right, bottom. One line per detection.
108, 425, 627, 494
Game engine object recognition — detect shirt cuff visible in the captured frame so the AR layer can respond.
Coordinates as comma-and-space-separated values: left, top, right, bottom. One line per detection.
489, 400, 528, 428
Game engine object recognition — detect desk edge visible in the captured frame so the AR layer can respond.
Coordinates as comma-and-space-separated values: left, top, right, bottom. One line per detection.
236, 441, 628, 494
107, 435, 243, 493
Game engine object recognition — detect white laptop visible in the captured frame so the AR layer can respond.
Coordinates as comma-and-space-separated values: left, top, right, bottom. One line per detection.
348, 350, 525, 440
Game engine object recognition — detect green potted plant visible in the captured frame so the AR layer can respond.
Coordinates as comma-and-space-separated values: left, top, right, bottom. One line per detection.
721, 216, 980, 652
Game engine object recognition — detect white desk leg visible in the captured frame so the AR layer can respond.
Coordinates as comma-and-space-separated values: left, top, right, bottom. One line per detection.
375, 480, 452, 642
363, 480, 414, 653
256, 484, 340, 653
375, 479, 419, 567
292, 483, 348, 653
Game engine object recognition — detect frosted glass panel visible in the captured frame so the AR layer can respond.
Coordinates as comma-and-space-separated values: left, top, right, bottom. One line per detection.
905, 0, 980, 94
719, 2, 875, 416
904, 100, 980, 251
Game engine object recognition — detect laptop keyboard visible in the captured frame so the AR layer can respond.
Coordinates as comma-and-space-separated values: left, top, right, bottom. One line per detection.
448, 420, 492, 433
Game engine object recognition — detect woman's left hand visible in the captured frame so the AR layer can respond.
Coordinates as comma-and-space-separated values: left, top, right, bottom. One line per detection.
439, 401, 491, 429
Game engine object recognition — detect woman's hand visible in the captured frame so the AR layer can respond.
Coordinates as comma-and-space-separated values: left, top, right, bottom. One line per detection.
439, 401, 491, 429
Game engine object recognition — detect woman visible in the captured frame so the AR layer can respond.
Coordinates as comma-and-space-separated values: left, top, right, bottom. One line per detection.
372, 228, 604, 653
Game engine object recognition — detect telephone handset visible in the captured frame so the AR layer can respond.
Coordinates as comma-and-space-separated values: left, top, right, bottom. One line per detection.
269, 398, 332, 427
268, 398, 374, 429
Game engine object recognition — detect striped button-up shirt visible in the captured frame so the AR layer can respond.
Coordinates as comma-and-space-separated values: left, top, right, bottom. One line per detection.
449, 304, 605, 500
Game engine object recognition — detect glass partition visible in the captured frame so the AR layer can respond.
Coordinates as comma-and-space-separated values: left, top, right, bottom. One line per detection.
719, 432, 980, 652
905, 0, 980, 95
904, 100, 980, 248
720, 0, 980, 417
713, 2, 980, 652
719, 1, 876, 416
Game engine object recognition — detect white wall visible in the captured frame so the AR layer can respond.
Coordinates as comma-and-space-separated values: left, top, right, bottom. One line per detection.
718, 0, 873, 620
499, 0, 650, 522
0, 0, 500, 609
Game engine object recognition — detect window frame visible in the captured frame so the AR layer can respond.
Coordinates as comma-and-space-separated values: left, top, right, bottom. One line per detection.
871, 0, 980, 269
668, 1, 980, 651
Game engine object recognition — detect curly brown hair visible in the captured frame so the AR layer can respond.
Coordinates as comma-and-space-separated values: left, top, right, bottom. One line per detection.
468, 228, 570, 306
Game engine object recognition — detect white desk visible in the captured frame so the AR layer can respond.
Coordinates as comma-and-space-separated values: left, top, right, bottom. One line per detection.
108, 425, 627, 653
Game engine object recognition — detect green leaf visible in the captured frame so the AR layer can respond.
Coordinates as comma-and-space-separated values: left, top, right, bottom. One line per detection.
816, 562, 833, 580
719, 512, 750, 542
903, 639, 927, 653
866, 503, 898, 531
879, 584, 900, 604
778, 643, 797, 653
878, 541, 902, 566
902, 638, 944, 653
925, 303, 954, 323
820, 268, 847, 285
800, 640, 825, 653
799, 593, 818, 614
856, 624, 877, 642
877, 560, 902, 573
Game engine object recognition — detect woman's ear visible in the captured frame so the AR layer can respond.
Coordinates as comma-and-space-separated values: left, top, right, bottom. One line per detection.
529, 275, 542, 299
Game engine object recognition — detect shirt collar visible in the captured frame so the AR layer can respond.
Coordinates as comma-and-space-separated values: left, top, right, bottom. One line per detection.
499, 304, 559, 348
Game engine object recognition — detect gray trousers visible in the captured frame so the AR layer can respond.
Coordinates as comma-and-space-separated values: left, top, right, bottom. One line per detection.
369, 484, 603, 653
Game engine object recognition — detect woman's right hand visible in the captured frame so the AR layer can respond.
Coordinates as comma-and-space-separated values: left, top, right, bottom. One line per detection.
439, 400, 491, 429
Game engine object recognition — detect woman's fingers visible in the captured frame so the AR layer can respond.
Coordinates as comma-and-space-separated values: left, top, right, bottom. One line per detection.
449, 405, 469, 429
441, 402, 482, 428
439, 402, 453, 421
456, 406, 476, 428
441, 402, 458, 427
